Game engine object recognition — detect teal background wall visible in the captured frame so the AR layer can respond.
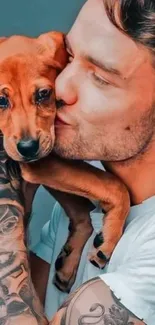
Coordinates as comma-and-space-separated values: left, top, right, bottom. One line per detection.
0, 0, 86, 246
0, 0, 86, 37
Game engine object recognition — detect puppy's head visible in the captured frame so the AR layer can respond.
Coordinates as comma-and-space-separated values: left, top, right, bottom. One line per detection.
0, 32, 68, 162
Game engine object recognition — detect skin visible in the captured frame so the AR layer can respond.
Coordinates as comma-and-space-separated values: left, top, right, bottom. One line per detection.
49, 278, 145, 325
54, 0, 155, 204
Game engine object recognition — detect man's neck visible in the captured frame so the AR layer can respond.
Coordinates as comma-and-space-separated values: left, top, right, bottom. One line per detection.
102, 142, 155, 205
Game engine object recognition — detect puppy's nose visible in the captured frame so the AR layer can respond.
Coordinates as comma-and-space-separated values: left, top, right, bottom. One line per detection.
17, 138, 39, 158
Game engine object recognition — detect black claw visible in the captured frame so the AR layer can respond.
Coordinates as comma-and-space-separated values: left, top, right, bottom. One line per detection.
63, 244, 72, 256
97, 250, 108, 261
54, 281, 62, 292
55, 256, 64, 271
53, 274, 71, 293
53, 275, 64, 292
93, 232, 104, 248
55, 274, 70, 287
90, 260, 100, 268
55, 273, 63, 284
68, 223, 73, 232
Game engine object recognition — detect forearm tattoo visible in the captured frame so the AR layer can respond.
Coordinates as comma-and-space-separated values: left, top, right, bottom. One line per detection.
54, 277, 144, 325
78, 301, 135, 325
0, 139, 47, 324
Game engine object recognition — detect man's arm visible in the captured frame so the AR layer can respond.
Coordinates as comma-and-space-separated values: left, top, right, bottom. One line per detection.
0, 149, 47, 324
50, 277, 145, 325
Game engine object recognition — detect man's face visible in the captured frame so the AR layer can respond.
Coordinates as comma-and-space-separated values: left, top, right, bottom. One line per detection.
55, 0, 155, 161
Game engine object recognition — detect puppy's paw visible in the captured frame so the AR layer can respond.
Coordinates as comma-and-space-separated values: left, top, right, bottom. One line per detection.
88, 248, 109, 269
53, 271, 75, 294
89, 233, 110, 268
55, 244, 72, 272
93, 232, 104, 248
53, 244, 79, 293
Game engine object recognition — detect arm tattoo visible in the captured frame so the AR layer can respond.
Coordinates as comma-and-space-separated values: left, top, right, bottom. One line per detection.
78, 302, 134, 325
0, 139, 47, 324
56, 277, 144, 325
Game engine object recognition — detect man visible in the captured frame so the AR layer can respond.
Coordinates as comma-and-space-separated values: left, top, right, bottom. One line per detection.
29, 0, 155, 324
0, 0, 155, 324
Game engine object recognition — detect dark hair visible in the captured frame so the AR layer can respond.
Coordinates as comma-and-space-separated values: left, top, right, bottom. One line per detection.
104, 0, 155, 54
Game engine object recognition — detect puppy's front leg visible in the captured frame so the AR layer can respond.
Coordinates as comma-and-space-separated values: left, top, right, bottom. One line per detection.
21, 154, 130, 274
44, 188, 93, 293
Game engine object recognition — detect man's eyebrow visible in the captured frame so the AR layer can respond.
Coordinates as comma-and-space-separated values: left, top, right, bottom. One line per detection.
86, 55, 122, 77
65, 36, 122, 77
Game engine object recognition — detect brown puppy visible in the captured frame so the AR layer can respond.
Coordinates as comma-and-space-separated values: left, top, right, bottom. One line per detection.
0, 32, 130, 292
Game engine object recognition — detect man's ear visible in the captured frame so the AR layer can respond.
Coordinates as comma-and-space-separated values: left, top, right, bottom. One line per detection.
37, 31, 68, 70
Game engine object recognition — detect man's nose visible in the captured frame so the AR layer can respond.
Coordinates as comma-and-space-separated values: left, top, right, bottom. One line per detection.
17, 138, 39, 158
55, 67, 77, 106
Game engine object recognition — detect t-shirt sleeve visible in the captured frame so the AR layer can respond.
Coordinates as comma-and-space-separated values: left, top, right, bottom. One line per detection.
100, 235, 155, 325
30, 202, 63, 264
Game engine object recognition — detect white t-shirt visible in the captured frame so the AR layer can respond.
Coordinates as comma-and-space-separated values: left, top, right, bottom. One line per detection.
30, 195, 155, 324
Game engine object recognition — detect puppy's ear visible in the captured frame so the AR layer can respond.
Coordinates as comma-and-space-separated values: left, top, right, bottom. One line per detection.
37, 31, 68, 70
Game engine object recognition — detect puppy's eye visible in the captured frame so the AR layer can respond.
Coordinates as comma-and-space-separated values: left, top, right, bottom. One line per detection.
35, 88, 52, 104
0, 96, 9, 109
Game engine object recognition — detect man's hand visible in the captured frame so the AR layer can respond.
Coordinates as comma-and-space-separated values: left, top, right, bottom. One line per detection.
0, 135, 48, 324
49, 277, 145, 325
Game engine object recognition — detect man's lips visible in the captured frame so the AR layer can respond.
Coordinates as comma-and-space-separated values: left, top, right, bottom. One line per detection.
55, 116, 70, 126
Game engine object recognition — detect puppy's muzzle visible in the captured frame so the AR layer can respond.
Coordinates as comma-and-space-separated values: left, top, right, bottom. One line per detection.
17, 138, 39, 160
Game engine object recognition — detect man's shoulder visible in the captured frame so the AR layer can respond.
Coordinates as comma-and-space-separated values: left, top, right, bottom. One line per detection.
125, 206, 155, 239
109, 206, 155, 268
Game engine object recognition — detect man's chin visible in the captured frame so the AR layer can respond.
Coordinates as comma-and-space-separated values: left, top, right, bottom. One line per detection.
53, 143, 72, 159
53, 142, 81, 160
